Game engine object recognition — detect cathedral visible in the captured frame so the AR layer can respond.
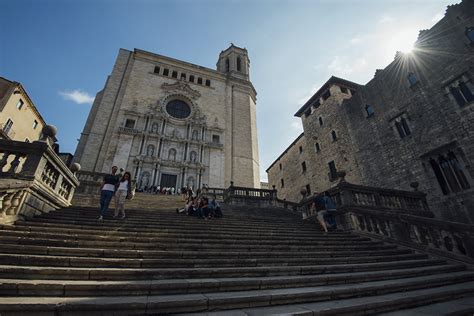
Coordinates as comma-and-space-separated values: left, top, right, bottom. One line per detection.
74, 44, 260, 190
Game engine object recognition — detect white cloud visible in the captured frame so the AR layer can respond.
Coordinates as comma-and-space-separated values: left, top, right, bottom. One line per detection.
59, 89, 94, 105
350, 36, 363, 44
431, 11, 444, 23
290, 120, 303, 131
327, 56, 368, 77
378, 14, 395, 24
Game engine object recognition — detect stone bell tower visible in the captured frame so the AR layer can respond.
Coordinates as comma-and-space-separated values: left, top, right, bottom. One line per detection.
216, 43, 250, 81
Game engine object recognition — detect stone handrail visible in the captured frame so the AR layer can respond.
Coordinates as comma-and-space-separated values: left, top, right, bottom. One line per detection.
0, 138, 79, 224
223, 183, 278, 207
202, 187, 225, 201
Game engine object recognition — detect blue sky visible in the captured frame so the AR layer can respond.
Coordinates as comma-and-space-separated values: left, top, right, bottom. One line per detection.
0, 0, 458, 181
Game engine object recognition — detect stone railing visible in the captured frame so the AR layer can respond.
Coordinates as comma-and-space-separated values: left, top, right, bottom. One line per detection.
0, 134, 79, 224
74, 170, 108, 194
202, 187, 225, 201
223, 182, 278, 207
118, 126, 141, 135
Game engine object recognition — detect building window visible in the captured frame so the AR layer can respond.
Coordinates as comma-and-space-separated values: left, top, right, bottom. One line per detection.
33, 120, 38, 129
212, 134, 220, 143
124, 119, 135, 128
430, 151, 470, 195
450, 82, 474, 107
395, 117, 411, 138
315, 142, 320, 152
408, 72, 418, 86
189, 75, 195, 83
225, 58, 230, 72
299, 146, 303, 153
328, 160, 337, 181
237, 57, 242, 72
301, 161, 307, 173
305, 184, 311, 196
25, 138, 30, 143
281, 178, 284, 188
197, 77, 203, 85
340, 87, 348, 93
205, 79, 211, 87
322, 90, 331, 100
3, 118, 13, 135
319, 117, 323, 126
466, 27, 474, 43
166, 100, 191, 119
365, 104, 375, 117
16, 99, 24, 110
154, 66, 160, 74
180, 73, 186, 80
279, 163, 282, 170
163, 68, 169, 76
331, 130, 337, 141
171, 71, 178, 78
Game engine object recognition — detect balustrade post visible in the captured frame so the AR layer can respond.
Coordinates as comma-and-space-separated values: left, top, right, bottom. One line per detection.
0, 152, 10, 172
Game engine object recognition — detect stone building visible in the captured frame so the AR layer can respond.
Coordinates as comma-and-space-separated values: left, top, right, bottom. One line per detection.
74, 44, 260, 190
0, 77, 46, 142
268, 0, 474, 222
266, 133, 312, 202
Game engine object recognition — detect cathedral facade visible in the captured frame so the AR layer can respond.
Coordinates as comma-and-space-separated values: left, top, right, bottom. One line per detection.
74, 45, 260, 190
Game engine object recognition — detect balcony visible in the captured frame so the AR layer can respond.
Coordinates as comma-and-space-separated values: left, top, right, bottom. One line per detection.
118, 127, 141, 135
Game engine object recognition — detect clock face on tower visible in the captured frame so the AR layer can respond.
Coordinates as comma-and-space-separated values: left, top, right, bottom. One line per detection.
165, 99, 191, 119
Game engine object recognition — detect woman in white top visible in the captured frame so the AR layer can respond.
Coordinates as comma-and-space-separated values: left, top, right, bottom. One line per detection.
114, 172, 132, 219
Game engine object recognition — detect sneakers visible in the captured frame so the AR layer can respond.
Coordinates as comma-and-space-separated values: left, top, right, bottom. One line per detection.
97, 215, 103, 221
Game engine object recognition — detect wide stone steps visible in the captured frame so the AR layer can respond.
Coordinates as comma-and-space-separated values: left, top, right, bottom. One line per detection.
0, 204, 472, 314
1, 276, 473, 315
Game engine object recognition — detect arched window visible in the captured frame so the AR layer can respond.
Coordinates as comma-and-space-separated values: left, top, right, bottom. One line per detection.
331, 130, 337, 141
318, 117, 323, 126
190, 151, 197, 162
146, 144, 155, 156
192, 130, 199, 140
237, 56, 242, 72
225, 58, 230, 72
168, 148, 177, 161
166, 100, 191, 119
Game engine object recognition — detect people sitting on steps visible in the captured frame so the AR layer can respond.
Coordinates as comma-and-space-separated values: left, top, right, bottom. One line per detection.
176, 193, 223, 220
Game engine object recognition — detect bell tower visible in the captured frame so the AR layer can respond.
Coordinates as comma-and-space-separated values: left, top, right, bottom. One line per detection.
216, 43, 250, 81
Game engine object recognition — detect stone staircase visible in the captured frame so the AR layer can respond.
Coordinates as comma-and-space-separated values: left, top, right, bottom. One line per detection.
0, 202, 473, 315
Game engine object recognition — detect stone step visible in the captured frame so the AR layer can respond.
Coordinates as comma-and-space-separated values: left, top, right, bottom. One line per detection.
1, 274, 473, 315
177, 282, 474, 316
0, 230, 376, 248
0, 224, 361, 242
0, 243, 411, 260
0, 264, 465, 297
0, 235, 393, 252
379, 296, 474, 315
0, 252, 428, 269
0, 259, 447, 281
15, 221, 349, 238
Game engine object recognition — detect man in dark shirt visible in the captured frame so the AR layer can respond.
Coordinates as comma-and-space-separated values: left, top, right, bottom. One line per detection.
98, 166, 120, 221
310, 192, 329, 233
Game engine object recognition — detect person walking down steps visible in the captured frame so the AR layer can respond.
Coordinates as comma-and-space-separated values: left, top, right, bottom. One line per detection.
98, 166, 120, 221
114, 171, 132, 219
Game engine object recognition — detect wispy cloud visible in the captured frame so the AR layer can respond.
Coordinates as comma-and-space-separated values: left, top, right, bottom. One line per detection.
378, 14, 395, 24
327, 56, 368, 77
350, 36, 363, 44
59, 89, 94, 105
290, 120, 303, 131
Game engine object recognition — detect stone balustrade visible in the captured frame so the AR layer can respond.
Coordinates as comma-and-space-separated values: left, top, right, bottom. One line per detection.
223, 182, 278, 207
202, 187, 225, 201
0, 136, 79, 224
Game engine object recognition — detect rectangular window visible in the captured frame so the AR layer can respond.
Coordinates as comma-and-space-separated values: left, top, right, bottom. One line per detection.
212, 134, 220, 143
281, 178, 284, 188
172, 71, 178, 78
315, 143, 320, 152
25, 138, 30, 143
163, 68, 169, 76
365, 105, 375, 117
154, 66, 160, 74
197, 77, 203, 85
429, 151, 470, 195
180, 73, 186, 80
299, 146, 303, 153
124, 119, 135, 128
395, 117, 411, 138
16, 99, 24, 110
328, 161, 337, 180
3, 118, 13, 137
466, 27, 474, 43
449, 81, 474, 107
189, 75, 195, 83
279, 163, 282, 170
340, 87, 348, 93
301, 161, 307, 173
205, 79, 211, 87
33, 120, 38, 129
305, 184, 311, 195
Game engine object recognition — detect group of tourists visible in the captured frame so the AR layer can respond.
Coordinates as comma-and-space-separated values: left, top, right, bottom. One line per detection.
98, 166, 133, 221
176, 194, 223, 220
141, 186, 176, 195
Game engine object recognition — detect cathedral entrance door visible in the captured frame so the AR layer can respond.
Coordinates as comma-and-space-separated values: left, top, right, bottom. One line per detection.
160, 174, 177, 188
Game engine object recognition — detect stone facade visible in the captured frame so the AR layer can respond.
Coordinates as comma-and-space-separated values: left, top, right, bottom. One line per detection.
266, 133, 312, 202
271, 0, 474, 222
75, 45, 260, 190
0, 77, 46, 142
